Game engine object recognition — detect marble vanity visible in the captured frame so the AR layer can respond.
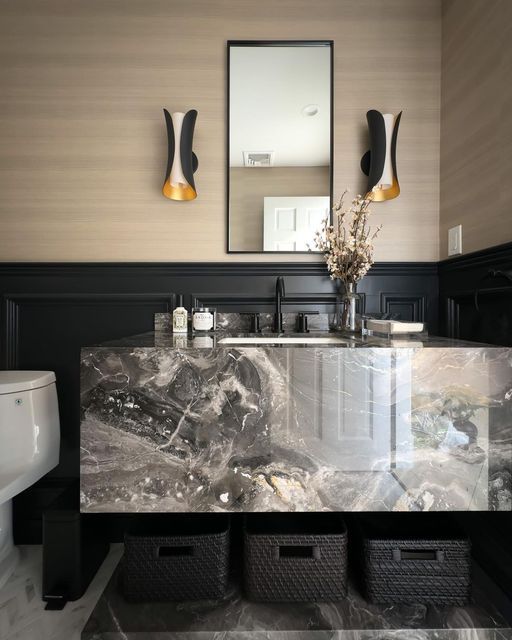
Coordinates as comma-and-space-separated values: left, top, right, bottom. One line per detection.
79, 313, 512, 639
80, 313, 512, 514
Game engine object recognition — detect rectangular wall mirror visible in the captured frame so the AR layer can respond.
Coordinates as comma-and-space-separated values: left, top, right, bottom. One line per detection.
227, 41, 333, 253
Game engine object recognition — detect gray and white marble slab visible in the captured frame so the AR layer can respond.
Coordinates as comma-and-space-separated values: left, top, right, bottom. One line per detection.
0, 545, 122, 640
82, 633, 512, 640
81, 560, 512, 640
80, 318, 512, 513
155, 312, 331, 334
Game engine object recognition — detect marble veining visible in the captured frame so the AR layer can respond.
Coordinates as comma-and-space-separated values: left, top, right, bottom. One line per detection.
0, 545, 122, 640
81, 559, 512, 639
80, 317, 512, 513
155, 312, 331, 334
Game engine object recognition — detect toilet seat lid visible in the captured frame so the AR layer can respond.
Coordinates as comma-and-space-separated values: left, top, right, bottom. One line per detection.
0, 370, 56, 394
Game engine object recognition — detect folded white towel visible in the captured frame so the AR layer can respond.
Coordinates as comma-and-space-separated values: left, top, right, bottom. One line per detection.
366, 319, 424, 334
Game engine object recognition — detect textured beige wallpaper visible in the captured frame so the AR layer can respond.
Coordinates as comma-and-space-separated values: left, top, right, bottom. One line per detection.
440, 0, 512, 258
0, 0, 441, 262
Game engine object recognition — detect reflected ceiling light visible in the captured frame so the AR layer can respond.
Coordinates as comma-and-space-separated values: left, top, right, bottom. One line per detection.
360, 109, 402, 201
302, 104, 319, 117
162, 109, 198, 201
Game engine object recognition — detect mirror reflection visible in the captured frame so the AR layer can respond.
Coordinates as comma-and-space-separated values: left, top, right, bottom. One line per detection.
228, 42, 332, 252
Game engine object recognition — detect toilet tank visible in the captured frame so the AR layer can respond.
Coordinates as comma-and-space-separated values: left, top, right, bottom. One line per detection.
0, 371, 60, 503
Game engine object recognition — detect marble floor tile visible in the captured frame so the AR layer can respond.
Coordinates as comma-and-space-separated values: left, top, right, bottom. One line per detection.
82, 557, 512, 640
82, 633, 512, 640
3, 544, 506, 640
0, 544, 122, 640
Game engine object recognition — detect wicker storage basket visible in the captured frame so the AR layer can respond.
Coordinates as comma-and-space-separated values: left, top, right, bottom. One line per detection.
121, 515, 230, 602
244, 513, 348, 602
358, 515, 471, 606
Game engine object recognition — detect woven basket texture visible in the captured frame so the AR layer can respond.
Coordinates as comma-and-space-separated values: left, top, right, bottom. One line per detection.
245, 531, 348, 602
122, 531, 229, 602
363, 537, 471, 605
365, 575, 471, 606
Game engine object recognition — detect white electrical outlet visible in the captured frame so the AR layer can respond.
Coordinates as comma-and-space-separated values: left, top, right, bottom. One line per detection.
448, 224, 462, 256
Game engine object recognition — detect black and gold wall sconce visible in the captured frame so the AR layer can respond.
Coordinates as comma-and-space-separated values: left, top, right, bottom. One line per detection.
360, 110, 402, 201
162, 109, 198, 201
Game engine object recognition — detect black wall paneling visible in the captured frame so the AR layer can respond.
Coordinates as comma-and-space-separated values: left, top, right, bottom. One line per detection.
1, 261, 438, 542
2, 253, 511, 601
439, 242, 512, 601
439, 241, 512, 345
380, 293, 427, 322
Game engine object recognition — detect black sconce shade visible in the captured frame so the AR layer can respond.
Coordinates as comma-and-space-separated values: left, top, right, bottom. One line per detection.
163, 109, 198, 201
361, 110, 402, 201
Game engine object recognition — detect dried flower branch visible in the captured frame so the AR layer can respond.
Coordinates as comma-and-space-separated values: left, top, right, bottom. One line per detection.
310, 190, 382, 286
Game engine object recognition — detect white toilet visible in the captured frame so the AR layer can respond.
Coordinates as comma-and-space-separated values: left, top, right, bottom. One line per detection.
0, 371, 60, 590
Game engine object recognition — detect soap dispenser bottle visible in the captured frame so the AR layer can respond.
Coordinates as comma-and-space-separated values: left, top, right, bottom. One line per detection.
172, 295, 188, 333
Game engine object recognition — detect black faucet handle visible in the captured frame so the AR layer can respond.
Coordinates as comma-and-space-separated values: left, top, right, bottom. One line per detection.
296, 311, 319, 333
241, 312, 261, 333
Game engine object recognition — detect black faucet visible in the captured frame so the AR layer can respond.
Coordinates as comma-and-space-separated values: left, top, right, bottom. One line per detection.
273, 276, 285, 333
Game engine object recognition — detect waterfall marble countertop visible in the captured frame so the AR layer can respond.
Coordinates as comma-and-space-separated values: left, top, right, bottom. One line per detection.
80, 314, 512, 513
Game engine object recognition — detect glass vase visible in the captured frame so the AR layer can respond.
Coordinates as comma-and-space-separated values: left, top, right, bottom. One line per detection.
339, 282, 360, 333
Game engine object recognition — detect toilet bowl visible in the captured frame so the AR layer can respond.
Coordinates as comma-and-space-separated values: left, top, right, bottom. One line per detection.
0, 371, 60, 590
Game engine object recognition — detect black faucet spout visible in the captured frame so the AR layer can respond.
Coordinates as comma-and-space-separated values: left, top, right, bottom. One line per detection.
274, 276, 285, 333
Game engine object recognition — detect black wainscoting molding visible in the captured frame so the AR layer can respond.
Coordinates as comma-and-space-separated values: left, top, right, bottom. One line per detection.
3, 252, 511, 598
439, 242, 512, 601
0, 260, 437, 542
439, 241, 512, 346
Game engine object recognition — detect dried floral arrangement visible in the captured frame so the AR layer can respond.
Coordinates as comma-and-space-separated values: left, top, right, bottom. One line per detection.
312, 190, 382, 286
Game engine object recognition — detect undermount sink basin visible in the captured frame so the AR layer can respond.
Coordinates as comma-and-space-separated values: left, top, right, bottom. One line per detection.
218, 336, 348, 345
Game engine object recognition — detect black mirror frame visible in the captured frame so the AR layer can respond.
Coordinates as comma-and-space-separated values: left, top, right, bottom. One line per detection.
226, 40, 334, 254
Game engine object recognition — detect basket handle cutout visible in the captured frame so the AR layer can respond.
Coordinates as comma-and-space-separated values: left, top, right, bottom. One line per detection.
392, 549, 444, 562
157, 545, 194, 558
276, 545, 320, 560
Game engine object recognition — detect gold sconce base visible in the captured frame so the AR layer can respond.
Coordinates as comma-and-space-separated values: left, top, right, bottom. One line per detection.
366, 177, 400, 202
162, 180, 197, 201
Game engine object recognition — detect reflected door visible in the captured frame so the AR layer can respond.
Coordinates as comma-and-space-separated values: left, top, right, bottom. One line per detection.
263, 196, 329, 251
286, 349, 413, 471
